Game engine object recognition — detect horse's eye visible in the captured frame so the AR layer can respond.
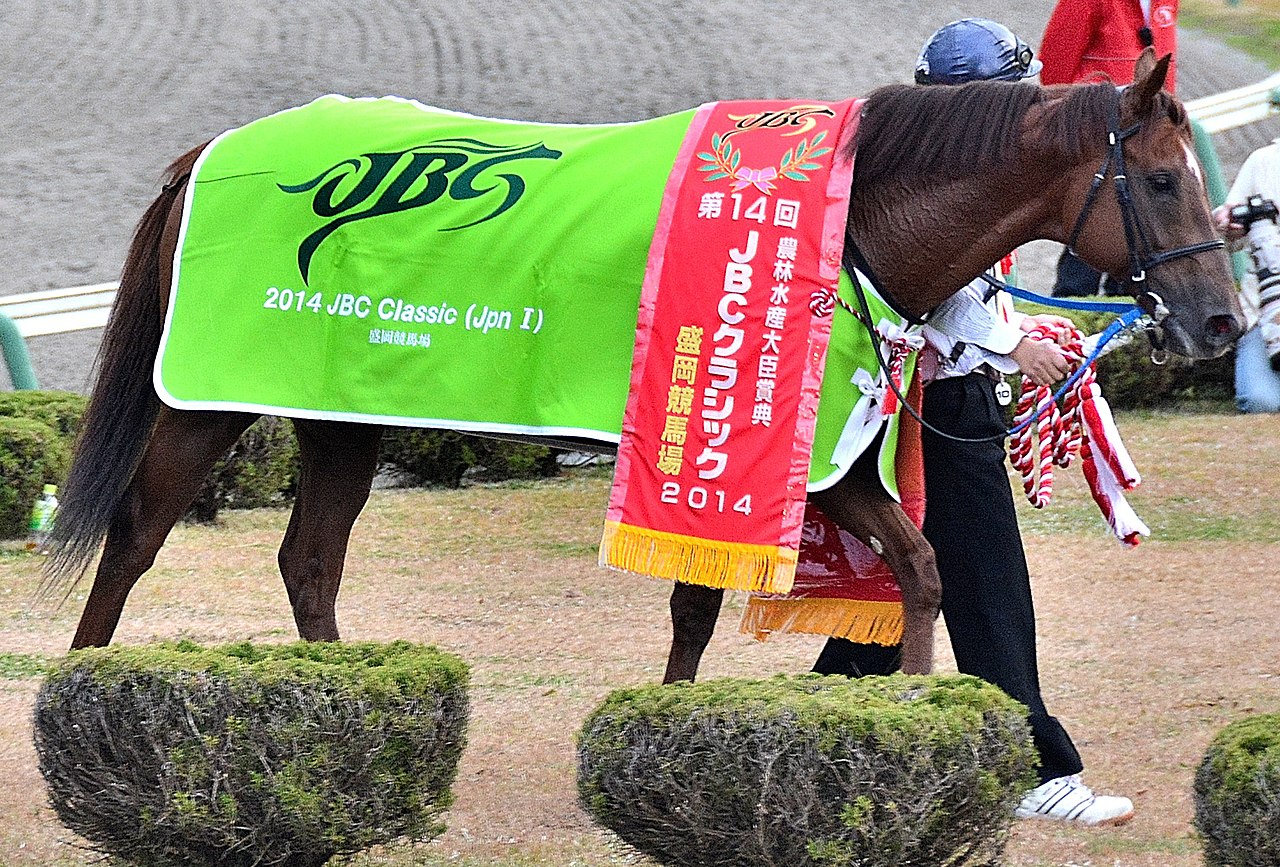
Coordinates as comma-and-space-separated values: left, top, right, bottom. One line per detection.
1148, 172, 1176, 194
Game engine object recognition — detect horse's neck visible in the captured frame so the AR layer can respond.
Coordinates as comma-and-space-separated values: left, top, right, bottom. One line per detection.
849, 162, 1064, 318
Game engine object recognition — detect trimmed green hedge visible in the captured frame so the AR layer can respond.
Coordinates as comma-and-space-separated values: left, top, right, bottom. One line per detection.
578, 674, 1037, 867
0, 391, 85, 538
0, 417, 69, 538
0, 389, 86, 439
186, 416, 300, 523
0, 392, 304, 529
1195, 713, 1280, 866
379, 429, 560, 487
0, 390, 570, 534
34, 640, 470, 867
188, 424, 566, 519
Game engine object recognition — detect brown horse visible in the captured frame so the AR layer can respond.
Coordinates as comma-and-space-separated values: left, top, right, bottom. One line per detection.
46, 51, 1241, 682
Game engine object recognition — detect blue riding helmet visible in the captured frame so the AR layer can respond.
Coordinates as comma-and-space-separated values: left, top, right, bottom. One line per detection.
914, 18, 1043, 85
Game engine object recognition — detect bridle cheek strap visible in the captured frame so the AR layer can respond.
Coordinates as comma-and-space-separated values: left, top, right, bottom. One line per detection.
1064, 101, 1225, 325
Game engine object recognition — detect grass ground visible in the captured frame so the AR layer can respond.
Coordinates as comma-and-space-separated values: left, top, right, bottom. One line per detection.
1183, 0, 1280, 68
0, 410, 1278, 865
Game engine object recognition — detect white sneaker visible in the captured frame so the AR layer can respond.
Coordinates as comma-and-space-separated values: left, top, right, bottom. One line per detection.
1015, 774, 1134, 826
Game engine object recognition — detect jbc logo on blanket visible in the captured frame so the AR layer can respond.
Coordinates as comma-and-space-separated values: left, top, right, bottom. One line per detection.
278, 138, 562, 284
721, 105, 837, 142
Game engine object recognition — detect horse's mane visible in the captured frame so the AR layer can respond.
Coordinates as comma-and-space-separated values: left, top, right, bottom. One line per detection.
849, 80, 1165, 188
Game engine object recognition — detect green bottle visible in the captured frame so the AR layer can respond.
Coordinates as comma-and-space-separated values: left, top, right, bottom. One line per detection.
25, 484, 58, 553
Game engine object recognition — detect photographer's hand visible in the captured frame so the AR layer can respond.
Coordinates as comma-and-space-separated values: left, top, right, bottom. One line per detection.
1212, 204, 1247, 243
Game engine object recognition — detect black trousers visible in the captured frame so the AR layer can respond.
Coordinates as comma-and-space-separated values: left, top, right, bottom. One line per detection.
812, 373, 1083, 784
1053, 248, 1110, 297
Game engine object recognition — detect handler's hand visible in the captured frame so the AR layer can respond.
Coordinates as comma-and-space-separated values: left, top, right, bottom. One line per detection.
1021, 313, 1075, 343
1009, 336, 1071, 387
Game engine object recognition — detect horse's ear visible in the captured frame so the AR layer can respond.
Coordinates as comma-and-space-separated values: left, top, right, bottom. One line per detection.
1126, 48, 1170, 113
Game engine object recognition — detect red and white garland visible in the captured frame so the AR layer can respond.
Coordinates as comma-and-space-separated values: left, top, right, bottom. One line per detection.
1008, 323, 1150, 547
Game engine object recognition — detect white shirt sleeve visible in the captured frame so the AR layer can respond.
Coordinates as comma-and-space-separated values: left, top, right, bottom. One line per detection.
1225, 146, 1267, 207
924, 278, 1025, 357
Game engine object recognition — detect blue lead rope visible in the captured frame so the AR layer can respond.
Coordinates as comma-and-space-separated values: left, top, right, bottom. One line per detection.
848, 268, 1154, 444
996, 282, 1138, 315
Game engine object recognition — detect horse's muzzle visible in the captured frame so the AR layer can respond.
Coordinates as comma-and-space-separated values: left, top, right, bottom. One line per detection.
1162, 311, 1244, 359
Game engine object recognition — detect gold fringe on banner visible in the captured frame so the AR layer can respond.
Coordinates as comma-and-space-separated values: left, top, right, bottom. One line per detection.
599, 520, 798, 594
739, 596, 904, 646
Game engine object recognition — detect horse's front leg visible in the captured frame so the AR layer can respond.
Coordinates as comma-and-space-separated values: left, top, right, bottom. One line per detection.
808, 458, 940, 674
662, 582, 724, 683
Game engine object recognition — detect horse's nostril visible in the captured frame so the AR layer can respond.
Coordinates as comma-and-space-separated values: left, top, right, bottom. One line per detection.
1206, 314, 1240, 342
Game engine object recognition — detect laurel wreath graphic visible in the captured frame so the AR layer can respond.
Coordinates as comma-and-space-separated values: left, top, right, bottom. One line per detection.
697, 130, 832, 189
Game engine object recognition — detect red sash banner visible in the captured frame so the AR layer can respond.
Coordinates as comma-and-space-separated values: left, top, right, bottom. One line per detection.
601, 98, 861, 595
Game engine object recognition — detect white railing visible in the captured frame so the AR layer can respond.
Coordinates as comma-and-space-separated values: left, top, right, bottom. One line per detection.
1186, 70, 1280, 133
0, 282, 117, 338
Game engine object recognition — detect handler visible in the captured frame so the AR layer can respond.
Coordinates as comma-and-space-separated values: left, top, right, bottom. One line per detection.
812, 18, 1135, 828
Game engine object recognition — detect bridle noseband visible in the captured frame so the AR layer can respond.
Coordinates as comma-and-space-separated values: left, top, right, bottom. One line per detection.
1064, 100, 1224, 325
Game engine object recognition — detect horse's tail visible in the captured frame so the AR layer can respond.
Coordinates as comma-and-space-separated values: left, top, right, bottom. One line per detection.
42, 144, 206, 592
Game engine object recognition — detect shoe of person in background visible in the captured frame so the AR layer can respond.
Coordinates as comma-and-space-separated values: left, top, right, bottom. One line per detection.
1015, 774, 1135, 826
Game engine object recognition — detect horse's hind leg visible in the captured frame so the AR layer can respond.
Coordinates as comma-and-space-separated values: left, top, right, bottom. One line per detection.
71, 408, 258, 648
809, 456, 941, 675
663, 582, 724, 683
277, 420, 383, 641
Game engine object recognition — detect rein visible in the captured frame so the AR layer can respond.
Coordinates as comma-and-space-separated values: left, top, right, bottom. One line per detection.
843, 268, 1143, 446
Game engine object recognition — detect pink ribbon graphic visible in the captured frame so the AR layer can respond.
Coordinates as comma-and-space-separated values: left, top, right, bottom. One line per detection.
731, 166, 778, 194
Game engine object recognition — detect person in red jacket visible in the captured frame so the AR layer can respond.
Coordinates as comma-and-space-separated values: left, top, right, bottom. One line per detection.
1040, 0, 1179, 296
1040, 0, 1178, 92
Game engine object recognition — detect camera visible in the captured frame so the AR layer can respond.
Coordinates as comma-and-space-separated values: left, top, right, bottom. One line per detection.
1234, 196, 1280, 371
1229, 195, 1280, 229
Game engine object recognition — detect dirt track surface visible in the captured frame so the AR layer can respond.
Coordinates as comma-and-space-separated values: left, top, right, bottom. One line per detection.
2, 1, 1277, 391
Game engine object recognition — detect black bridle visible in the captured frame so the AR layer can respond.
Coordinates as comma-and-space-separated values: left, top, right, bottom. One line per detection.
1064, 100, 1224, 322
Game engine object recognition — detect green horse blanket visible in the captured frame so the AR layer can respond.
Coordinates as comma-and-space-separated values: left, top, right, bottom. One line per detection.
161, 95, 693, 439
159, 95, 917, 592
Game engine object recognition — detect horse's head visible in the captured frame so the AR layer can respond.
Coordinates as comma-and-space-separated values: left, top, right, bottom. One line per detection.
1057, 49, 1243, 359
